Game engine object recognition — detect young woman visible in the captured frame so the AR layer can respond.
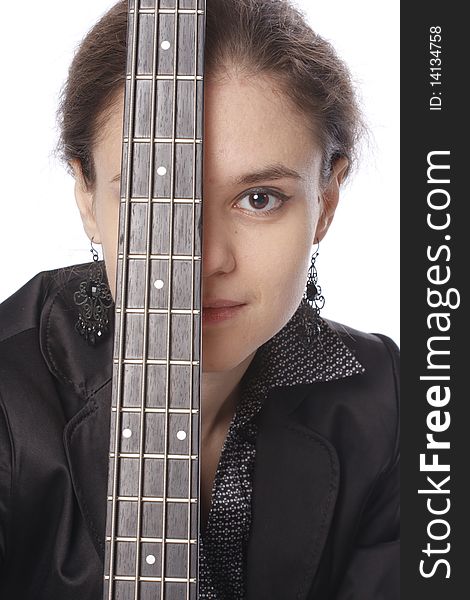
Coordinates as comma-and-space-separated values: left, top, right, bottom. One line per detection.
0, 0, 399, 598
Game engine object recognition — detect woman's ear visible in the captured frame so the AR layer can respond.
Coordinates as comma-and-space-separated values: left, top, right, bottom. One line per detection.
314, 156, 349, 243
70, 159, 101, 243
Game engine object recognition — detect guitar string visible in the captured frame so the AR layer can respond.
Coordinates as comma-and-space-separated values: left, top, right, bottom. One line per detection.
107, 0, 141, 597
160, 0, 180, 596
133, 0, 161, 597
186, 0, 203, 595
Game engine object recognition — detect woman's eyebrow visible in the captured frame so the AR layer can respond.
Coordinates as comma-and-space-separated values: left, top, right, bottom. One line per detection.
233, 163, 304, 185
110, 164, 304, 186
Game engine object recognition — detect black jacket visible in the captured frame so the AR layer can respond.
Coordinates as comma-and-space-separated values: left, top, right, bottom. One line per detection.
0, 264, 400, 599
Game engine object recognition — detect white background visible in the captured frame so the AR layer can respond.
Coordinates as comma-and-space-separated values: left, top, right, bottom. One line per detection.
0, 0, 399, 343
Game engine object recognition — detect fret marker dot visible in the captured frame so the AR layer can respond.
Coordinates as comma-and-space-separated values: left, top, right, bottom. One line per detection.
154, 279, 164, 290
177, 430, 187, 441
157, 166, 167, 176
161, 40, 171, 50
146, 554, 156, 565
123, 428, 132, 439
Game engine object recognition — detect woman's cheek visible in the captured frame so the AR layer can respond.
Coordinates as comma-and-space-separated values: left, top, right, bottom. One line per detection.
96, 195, 120, 299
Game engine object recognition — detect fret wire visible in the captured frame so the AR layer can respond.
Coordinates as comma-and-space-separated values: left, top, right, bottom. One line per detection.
126, 74, 203, 80
109, 453, 198, 459
115, 308, 201, 315
121, 199, 202, 204
107, 1, 140, 597
160, 2, 181, 593
107, 536, 197, 544
129, 9, 204, 15
108, 496, 198, 503
106, 576, 197, 583
133, 3, 161, 596
117, 253, 202, 259
113, 359, 200, 366
123, 137, 202, 143
111, 408, 199, 414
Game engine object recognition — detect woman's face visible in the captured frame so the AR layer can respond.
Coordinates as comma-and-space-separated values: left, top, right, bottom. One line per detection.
74, 72, 346, 372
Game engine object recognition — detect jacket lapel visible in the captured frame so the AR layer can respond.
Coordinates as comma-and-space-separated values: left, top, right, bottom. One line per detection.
246, 386, 340, 600
62, 380, 340, 591
63, 379, 112, 561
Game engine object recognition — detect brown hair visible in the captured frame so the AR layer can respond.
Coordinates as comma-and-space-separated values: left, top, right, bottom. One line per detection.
57, 0, 363, 190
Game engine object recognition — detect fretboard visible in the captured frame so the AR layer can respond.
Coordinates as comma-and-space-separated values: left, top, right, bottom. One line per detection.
103, 1, 205, 598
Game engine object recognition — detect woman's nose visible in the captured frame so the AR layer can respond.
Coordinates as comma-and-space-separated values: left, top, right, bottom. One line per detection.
201, 205, 236, 279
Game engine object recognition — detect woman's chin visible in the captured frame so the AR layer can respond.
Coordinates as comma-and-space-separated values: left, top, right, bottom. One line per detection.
201, 339, 259, 376
201, 353, 234, 373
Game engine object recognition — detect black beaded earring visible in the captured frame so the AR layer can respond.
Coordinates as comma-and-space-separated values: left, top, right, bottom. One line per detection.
74, 238, 113, 345
298, 242, 325, 347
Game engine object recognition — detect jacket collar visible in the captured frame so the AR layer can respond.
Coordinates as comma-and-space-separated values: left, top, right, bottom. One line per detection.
264, 309, 364, 385
40, 263, 114, 401
227, 302, 365, 438
241, 301, 364, 396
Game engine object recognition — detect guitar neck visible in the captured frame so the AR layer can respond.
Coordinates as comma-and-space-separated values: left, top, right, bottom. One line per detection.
103, 1, 206, 598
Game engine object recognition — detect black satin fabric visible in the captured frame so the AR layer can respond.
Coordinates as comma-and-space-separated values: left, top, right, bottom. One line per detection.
0, 264, 400, 599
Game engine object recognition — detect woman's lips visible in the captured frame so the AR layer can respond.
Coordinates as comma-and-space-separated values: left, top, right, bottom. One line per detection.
202, 303, 246, 324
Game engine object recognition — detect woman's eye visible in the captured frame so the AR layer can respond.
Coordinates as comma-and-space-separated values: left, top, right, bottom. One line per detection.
235, 190, 289, 216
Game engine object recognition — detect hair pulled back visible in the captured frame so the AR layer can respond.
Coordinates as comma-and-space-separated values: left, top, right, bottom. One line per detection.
58, 0, 363, 189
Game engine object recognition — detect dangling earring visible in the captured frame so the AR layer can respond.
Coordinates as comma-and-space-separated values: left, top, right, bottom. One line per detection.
74, 237, 113, 345
298, 241, 325, 347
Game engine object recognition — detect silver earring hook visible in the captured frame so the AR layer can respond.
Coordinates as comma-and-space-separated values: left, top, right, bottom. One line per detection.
90, 237, 99, 262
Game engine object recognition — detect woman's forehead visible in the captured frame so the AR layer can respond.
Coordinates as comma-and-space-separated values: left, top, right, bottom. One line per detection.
94, 75, 320, 182
204, 72, 313, 132
203, 75, 319, 171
